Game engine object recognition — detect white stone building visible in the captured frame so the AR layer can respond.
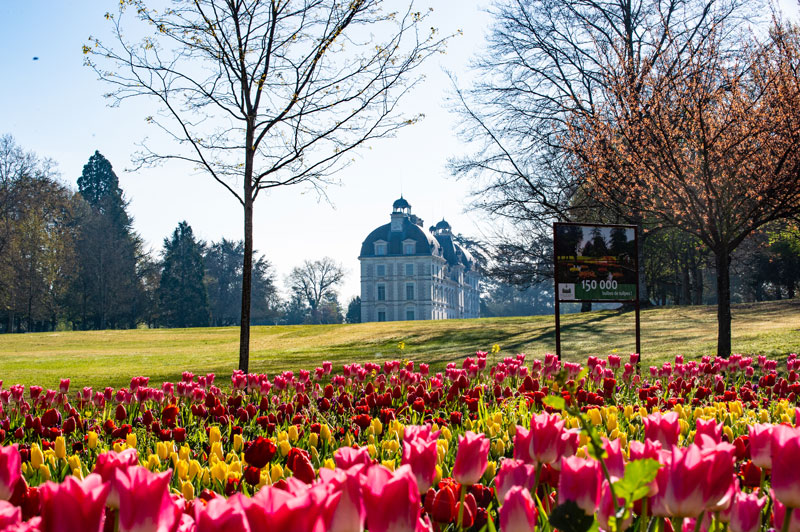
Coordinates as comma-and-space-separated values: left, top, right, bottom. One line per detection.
359, 198, 480, 322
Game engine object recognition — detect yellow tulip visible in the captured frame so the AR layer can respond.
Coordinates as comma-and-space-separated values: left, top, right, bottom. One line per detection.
233, 434, 244, 452
147, 454, 161, 471
68, 455, 81, 472
587, 409, 602, 426
309, 433, 319, 448
87, 431, 98, 450
179, 445, 191, 462
288, 426, 299, 443
38, 464, 51, 481
367, 445, 377, 459
270, 464, 283, 483
210, 442, 224, 461
126, 433, 137, 449
323, 458, 336, 470
188, 460, 202, 481
31, 444, 44, 469
211, 462, 227, 483
209, 426, 221, 445
381, 460, 395, 471
320, 424, 332, 444
55, 437, 67, 460
279, 440, 292, 457
176, 460, 189, 481
371, 418, 383, 436
157, 442, 169, 461
113, 442, 126, 454
182, 481, 195, 501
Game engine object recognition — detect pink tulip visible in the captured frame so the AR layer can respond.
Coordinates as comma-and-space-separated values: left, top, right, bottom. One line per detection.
114, 467, 181, 532
728, 491, 766, 532
748, 424, 773, 469
317, 467, 366, 532
362, 465, 421, 532
513, 426, 534, 464
528, 413, 565, 465
772, 424, 800, 508
694, 418, 722, 445
452, 431, 490, 485
602, 438, 625, 479
598, 479, 631, 532
773, 491, 800, 532
39, 474, 111, 532
94, 448, 139, 508
194, 496, 250, 532
496, 459, 535, 503
0, 445, 21, 500
662, 445, 708, 518
59, 379, 70, 394
334, 446, 372, 470
0, 500, 21, 529
500, 487, 537, 532
402, 438, 438, 494
404, 425, 440, 443
643, 411, 681, 447
700, 439, 736, 511
558, 456, 602, 516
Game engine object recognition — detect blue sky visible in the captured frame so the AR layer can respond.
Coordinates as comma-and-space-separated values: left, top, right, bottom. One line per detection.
1, 1, 797, 302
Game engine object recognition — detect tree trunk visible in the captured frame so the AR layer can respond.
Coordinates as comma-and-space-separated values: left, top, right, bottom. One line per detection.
239, 198, 253, 373
681, 260, 691, 305
715, 248, 732, 358
692, 264, 703, 305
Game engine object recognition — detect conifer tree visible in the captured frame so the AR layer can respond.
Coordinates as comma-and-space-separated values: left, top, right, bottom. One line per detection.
73, 151, 142, 329
158, 221, 210, 328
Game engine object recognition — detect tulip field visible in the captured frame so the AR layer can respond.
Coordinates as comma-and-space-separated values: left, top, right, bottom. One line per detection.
2, 351, 800, 532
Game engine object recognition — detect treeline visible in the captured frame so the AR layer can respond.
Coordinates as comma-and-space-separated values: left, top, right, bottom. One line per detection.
0, 137, 355, 333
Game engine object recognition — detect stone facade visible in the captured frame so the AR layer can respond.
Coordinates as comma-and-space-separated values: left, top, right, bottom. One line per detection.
359, 198, 480, 322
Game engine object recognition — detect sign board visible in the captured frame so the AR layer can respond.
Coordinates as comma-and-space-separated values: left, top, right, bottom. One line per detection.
554, 223, 637, 302
553, 222, 641, 361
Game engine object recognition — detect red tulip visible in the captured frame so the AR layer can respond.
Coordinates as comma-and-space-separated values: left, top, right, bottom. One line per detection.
0, 445, 21, 501
39, 474, 110, 532
244, 437, 276, 469
500, 487, 537, 532
558, 456, 602, 516
424, 485, 457, 524
452, 431, 490, 485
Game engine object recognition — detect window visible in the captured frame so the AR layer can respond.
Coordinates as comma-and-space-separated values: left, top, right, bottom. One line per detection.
377, 311, 386, 322
403, 242, 415, 255
405, 263, 414, 276
377, 284, 386, 301
375, 243, 387, 256
406, 309, 415, 321
376, 264, 386, 277
406, 283, 414, 301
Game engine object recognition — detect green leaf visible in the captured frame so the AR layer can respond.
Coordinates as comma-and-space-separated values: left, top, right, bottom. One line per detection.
549, 500, 596, 532
544, 395, 566, 410
613, 458, 661, 502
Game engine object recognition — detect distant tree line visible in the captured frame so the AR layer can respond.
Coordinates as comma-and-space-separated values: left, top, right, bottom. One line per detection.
0, 137, 352, 333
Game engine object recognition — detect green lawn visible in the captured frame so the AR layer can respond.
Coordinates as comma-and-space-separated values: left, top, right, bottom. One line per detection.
1, 300, 798, 390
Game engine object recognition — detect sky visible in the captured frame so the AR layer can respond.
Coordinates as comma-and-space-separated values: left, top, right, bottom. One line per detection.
2, 1, 798, 304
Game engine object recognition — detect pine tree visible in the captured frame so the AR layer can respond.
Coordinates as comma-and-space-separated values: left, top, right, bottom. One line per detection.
158, 221, 210, 328
72, 151, 142, 329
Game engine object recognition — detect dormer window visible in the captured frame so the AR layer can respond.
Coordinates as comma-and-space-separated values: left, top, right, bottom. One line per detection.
403, 240, 416, 255
374, 241, 387, 256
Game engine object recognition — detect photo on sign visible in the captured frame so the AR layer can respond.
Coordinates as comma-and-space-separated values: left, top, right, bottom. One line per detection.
554, 224, 637, 301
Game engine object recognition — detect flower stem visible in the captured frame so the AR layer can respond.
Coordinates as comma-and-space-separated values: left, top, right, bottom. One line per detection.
457, 483, 467, 530
782, 507, 794, 532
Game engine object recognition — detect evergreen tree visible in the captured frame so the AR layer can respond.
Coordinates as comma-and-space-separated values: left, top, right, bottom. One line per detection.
158, 221, 209, 328
72, 151, 142, 329
345, 296, 361, 324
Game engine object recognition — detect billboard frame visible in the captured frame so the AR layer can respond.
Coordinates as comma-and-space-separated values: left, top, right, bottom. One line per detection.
553, 222, 640, 361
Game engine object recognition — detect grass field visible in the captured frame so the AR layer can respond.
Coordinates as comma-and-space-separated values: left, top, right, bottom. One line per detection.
1, 299, 798, 390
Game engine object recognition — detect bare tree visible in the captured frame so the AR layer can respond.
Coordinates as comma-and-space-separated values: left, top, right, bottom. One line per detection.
85, 0, 451, 371
288, 257, 345, 322
449, 0, 753, 300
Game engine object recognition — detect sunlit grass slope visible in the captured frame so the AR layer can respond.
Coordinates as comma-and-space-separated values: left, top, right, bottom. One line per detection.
0, 299, 798, 389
